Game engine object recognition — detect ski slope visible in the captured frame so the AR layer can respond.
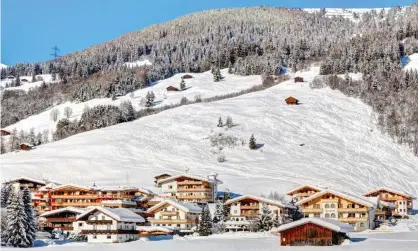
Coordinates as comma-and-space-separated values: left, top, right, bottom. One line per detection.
2, 67, 417, 201
3, 69, 260, 136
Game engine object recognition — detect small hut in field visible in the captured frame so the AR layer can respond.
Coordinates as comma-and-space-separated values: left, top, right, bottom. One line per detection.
294, 76, 304, 83
166, 86, 179, 92
285, 96, 299, 105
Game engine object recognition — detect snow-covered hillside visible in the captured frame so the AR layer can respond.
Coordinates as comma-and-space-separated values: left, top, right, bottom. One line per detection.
4, 69, 260, 135
402, 53, 418, 71
304, 8, 389, 22
2, 67, 417, 200
0, 74, 56, 91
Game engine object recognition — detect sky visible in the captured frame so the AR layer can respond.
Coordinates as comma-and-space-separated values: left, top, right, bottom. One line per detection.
1, 0, 416, 65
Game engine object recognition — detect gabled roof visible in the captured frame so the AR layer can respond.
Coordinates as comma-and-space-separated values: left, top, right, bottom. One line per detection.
4, 176, 46, 185
137, 187, 156, 195
363, 187, 416, 200
276, 218, 354, 233
147, 199, 202, 214
51, 184, 92, 192
40, 207, 85, 217
295, 189, 375, 208
38, 182, 61, 192
154, 173, 171, 179
224, 195, 296, 209
20, 142, 34, 147
286, 185, 323, 196
156, 173, 222, 185
76, 206, 145, 223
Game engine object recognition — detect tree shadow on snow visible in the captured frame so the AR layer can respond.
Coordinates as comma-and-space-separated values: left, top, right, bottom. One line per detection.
255, 143, 264, 149
181, 86, 193, 91
349, 238, 367, 243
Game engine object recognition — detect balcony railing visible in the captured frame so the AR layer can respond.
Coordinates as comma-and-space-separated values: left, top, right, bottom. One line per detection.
81, 229, 137, 234
52, 202, 99, 207
46, 217, 76, 222
302, 208, 322, 213
86, 220, 113, 224
177, 187, 212, 192
337, 208, 368, 213
52, 195, 98, 199
51, 226, 74, 231
339, 217, 368, 222
177, 181, 203, 185
176, 195, 212, 200
161, 212, 178, 216
241, 205, 259, 210
380, 196, 407, 201
149, 219, 198, 224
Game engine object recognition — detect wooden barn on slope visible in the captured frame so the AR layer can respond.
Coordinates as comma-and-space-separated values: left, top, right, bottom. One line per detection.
20, 143, 34, 151
285, 96, 299, 105
294, 76, 304, 83
181, 74, 193, 79
166, 86, 179, 92
275, 218, 354, 246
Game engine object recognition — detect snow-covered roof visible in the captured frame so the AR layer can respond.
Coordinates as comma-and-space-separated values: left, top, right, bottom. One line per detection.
224, 195, 296, 209
4, 176, 46, 185
96, 186, 138, 192
379, 200, 395, 209
76, 206, 145, 223
156, 173, 223, 185
276, 218, 354, 233
40, 207, 86, 217
137, 226, 174, 233
296, 189, 375, 208
286, 185, 323, 195
20, 142, 34, 147
101, 200, 137, 205
51, 184, 92, 191
38, 182, 61, 191
137, 187, 156, 195
363, 187, 416, 199
147, 199, 202, 214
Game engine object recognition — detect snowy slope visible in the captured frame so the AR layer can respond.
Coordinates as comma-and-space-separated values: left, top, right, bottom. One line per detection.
0, 74, 56, 91
4, 69, 260, 135
2, 67, 417, 201
304, 8, 389, 22
402, 53, 418, 71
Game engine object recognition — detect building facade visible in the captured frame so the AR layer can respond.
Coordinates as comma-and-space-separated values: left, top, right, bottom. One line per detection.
147, 199, 201, 231
156, 173, 222, 203
40, 207, 86, 233
295, 189, 377, 232
287, 185, 322, 202
76, 207, 145, 243
364, 187, 415, 217
223, 195, 296, 231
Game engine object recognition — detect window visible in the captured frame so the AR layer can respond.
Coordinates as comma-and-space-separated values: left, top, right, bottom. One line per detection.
78, 223, 83, 227
234, 210, 237, 214
325, 213, 330, 218
102, 216, 105, 220
314, 213, 320, 218
331, 213, 336, 218
313, 204, 320, 209
177, 224, 181, 227
330, 204, 335, 208
93, 235, 97, 239
325, 204, 330, 208
169, 185, 173, 189
107, 235, 111, 239
360, 223, 364, 227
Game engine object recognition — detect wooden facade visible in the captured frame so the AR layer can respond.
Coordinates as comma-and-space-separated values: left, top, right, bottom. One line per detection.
287, 185, 322, 202
279, 222, 347, 246
294, 77, 304, 83
166, 86, 179, 92
364, 188, 414, 216
285, 96, 299, 105
43, 211, 79, 231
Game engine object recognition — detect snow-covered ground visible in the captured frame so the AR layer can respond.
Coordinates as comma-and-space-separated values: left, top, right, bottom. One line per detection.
2, 66, 417, 200
2, 230, 418, 251
304, 8, 389, 22
3, 69, 260, 135
0, 74, 56, 91
124, 59, 152, 68
402, 53, 418, 71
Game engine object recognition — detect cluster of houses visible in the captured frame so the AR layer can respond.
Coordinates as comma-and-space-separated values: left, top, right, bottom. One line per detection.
3, 174, 416, 246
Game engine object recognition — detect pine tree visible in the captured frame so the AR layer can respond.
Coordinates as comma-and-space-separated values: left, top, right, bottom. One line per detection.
15, 73, 21, 87
257, 203, 273, 232
120, 100, 135, 121
249, 134, 257, 149
222, 191, 231, 220
1, 183, 12, 208
22, 187, 36, 246
5, 190, 30, 247
31, 73, 36, 83
217, 117, 223, 127
226, 116, 233, 128
212, 200, 224, 223
213, 68, 222, 82
145, 91, 155, 107
180, 79, 186, 90
198, 204, 212, 236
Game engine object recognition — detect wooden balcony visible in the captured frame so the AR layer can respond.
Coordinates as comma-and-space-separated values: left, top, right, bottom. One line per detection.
380, 196, 407, 201
149, 219, 198, 224
295, 192, 316, 197
52, 195, 98, 199
53, 202, 99, 207
241, 205, 259, 210
177, 181, 203, 185
81, 229, 137, 234
339, 218, 368, 222
177, 187, 212, 192
86, 220, 113, 224
51, 226, 73, 231
46, 217, 76, 222
176, 195, 212, 200
321, 199, 339, 203
375, 210, 391, 215
337, 208, 368, 213
302, 208, 322, 213
161, 211, 178, 216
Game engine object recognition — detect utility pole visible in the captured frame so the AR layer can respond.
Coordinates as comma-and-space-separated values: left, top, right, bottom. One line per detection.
50, 45, 60, 59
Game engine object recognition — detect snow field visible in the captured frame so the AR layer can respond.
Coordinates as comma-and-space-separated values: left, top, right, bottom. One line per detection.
1, 66, 417, 203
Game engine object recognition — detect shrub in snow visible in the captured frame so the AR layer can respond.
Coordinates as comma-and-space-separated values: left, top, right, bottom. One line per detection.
226, 116, 233, 128
63, 107, 73, 119
49, 108, 60, 122
145, 91, 155, 107
209, 132, 241, 148
180, 79, 186, 90
194, 94, 202, 103
217, 154, 226, 163
249, 134, 257, 150
68, 231, 87, 242
310, 76, 326, 89
217, 117, 223, 127
180, 97, 188, 105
